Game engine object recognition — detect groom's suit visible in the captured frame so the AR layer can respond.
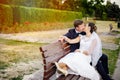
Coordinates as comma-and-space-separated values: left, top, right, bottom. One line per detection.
64, 28, 86, 52
64, 28, 111, 80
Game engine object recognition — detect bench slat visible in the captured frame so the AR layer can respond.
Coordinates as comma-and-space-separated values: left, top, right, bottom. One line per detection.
41, 41, 70, 58
44, 66, 56, 79
65, 74, 74, 80
45, 51, 67, 65
41, 42, 62, 57
78, 77, 86, 80
71, 75, 80, 80
56, 75, 66, 80
57, 74, 80, 80
43, 52, 67, 71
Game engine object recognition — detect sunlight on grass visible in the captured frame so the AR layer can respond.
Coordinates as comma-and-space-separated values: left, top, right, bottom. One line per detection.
0, 38, 46, 45
0, 22, 73, 33
0, 38, 46, 69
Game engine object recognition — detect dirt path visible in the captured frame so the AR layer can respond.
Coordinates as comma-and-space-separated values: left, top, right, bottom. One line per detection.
0, 29, 68, 43
0, 28, 119, 49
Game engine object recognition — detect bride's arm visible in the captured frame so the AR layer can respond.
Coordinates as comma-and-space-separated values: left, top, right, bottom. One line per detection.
63, 36, 80, 44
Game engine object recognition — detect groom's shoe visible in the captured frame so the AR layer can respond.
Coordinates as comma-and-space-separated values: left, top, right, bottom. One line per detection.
54, 62, 68, 76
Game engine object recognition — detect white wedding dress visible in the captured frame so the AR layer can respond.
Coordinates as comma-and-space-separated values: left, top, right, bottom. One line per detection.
58, 33, 100, 80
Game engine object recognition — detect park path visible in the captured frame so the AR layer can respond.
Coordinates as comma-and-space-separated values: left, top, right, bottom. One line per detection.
0, 29, 119, 50
0, 29, 119, 80
0, 29, 68, 43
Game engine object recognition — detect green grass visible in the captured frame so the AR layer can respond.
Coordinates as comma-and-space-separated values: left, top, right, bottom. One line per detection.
0, 38, 46, 69
0, 61, 10, 69
0, 38, 47, 45
10, 76, 23, 80
115, 38, 120, 45
103, 48, 119, 75
112, 30, 120, 34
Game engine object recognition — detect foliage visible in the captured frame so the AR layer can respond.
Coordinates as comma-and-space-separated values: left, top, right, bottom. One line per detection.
10, 76, 23, 80
19, 6, 82, 23
0, 4, 13, 26
0, 0, 120, 21
0, 21, 73, 33
102, 12, 107, 20
0, 61, 9, 69
0, 4, 82, 27
103, 48, 119, 75
106, 2, 120, 21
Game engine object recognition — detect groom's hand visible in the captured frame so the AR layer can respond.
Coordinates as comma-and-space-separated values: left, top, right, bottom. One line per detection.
58, 36, 65, 43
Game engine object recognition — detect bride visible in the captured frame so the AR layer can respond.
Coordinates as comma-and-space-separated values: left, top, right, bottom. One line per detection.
55, 23, 102, 80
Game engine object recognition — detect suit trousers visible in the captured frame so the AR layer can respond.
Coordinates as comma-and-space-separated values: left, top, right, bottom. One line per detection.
96, 54, 111, 80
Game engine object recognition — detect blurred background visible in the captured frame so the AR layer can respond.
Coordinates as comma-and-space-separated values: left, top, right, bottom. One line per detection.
0, 0, 120, 80
0, 0, 120, 33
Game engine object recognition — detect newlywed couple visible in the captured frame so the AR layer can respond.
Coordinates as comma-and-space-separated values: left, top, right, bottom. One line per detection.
55, 19, 112, 80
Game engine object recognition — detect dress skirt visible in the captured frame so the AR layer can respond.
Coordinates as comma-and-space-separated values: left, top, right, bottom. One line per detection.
58, 52, 100, 80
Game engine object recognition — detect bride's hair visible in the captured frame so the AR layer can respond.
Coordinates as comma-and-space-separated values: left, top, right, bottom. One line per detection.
88, 22, 97, 33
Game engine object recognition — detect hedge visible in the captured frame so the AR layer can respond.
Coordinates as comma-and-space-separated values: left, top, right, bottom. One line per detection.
0, 4, 82, 26
0, 4, 13, 26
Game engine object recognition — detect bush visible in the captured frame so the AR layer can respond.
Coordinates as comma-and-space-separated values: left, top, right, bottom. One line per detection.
0, 4, 83, 33
102, 12, 107, 20
0, 4, 13, 26
19, 6, 82, 23
0, 4, 82, 26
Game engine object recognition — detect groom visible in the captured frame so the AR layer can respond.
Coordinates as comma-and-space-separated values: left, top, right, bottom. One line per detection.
59, 19, 112, 80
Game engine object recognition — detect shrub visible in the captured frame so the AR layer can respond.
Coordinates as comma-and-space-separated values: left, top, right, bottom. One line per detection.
19, 6, 82, 23
0, 4, 82, 26
0, 4, 13, 26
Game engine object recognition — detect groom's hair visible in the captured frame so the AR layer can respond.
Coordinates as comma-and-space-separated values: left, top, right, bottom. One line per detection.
74, 19, 83, 28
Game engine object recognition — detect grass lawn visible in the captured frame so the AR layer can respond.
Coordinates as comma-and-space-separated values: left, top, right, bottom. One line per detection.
0, 38, 119, 75
103, 48, 119, 75
0, 21, 119, 79
0, 38, 46, 69
103, 37, 120, 75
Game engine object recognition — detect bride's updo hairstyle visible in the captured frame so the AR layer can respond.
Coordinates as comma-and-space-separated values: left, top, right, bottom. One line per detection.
88, 22, 97, 33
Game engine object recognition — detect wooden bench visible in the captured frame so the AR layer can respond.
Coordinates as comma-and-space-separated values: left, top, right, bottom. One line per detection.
40, 41, 89, 80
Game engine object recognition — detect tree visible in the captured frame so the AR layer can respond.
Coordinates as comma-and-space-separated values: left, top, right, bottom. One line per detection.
0, 0, 9, 4
106, 2, 120, 20
82, 0, 94, 16
60, 0, 84, 11
91, 0, 105, 18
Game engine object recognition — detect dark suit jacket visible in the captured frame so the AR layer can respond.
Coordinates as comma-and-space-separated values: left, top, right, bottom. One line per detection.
64, 28, 86, 52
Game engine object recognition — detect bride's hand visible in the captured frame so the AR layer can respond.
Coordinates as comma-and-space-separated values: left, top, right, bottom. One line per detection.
83, 51, 89, 55
75, 49, 80, 52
